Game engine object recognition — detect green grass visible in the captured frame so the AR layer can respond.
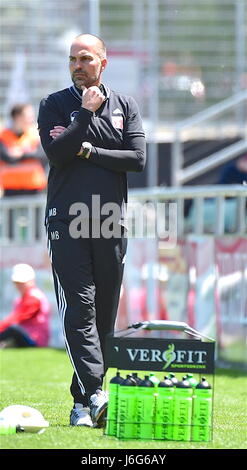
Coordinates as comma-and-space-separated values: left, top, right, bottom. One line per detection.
0, 348, 246, 449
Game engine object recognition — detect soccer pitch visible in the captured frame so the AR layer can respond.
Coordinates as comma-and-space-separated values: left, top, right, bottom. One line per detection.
0, 348, 246, 450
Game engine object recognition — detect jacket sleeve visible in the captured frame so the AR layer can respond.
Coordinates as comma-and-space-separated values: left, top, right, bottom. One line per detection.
38, 95, 93, 170
89, 96, 146, 172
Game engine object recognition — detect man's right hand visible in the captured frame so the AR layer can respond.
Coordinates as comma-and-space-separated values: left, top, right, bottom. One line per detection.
81, 86, 105, 113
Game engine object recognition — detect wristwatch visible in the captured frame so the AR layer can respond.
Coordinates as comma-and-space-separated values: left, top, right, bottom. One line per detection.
77, 142, 92, 159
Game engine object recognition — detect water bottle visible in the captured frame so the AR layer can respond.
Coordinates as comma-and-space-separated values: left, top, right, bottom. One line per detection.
192, 377, 213, 442
0, 417, 23, 435
173, 376, 193, 441
154, 376, 175, 440
132, 372, 142, 385
136, 375, 155, 440
117, 374, 137, 439
168, 373, 178, 386
186, 373, 198, 388
105, 371, 124, 436
149, 372, 160, 388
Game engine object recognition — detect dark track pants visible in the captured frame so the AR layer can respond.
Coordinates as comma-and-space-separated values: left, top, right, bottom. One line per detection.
46, 218, 127, 406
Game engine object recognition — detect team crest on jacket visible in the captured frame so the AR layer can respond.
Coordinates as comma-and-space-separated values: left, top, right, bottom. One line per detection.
111, 109, 124, 129
70, 110, 79, 122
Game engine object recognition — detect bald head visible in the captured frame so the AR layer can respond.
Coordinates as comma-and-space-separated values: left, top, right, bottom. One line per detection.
69, 33, 108, 89
71, 34, 106, 59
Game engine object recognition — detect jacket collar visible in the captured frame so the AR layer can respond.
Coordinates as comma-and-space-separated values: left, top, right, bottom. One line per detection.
69, 83, 110, 103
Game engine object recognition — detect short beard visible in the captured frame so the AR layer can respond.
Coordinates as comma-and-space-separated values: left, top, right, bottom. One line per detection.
72, 72, 101, 90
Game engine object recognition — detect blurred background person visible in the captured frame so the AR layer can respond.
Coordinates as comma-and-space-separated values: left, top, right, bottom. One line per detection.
218, 154, 247, 185
0, 103, 47, 196
0, 264, 50, 348
186, 154, 247, 233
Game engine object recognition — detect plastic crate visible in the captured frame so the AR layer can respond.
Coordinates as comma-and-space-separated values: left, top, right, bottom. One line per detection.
103, 320, 215, 442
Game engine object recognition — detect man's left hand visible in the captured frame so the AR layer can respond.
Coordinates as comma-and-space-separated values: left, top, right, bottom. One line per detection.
50, 126, 66, 140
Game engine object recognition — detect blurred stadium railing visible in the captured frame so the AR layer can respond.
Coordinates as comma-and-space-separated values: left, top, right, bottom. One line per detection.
171, 90, 247, 186
0, 186, 246, 243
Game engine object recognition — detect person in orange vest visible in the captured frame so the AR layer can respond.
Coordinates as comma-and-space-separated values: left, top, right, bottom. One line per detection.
0, 103, 47, 196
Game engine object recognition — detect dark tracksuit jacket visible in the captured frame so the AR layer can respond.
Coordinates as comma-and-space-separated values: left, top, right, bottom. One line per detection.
38, 83, 146, 405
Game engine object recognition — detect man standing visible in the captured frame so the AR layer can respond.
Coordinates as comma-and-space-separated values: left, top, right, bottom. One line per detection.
38, 34, 146, 428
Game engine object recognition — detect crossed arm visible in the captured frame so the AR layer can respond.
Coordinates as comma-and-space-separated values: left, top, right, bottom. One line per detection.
38, 87, 146, 173
48, 124, 146, 173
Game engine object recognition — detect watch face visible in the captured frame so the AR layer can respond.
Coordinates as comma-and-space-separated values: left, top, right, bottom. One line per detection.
81, 142, 92, 159
83, 142, 91, 150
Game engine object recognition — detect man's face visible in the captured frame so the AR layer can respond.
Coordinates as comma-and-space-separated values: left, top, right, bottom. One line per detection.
69, 40, 107, 89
